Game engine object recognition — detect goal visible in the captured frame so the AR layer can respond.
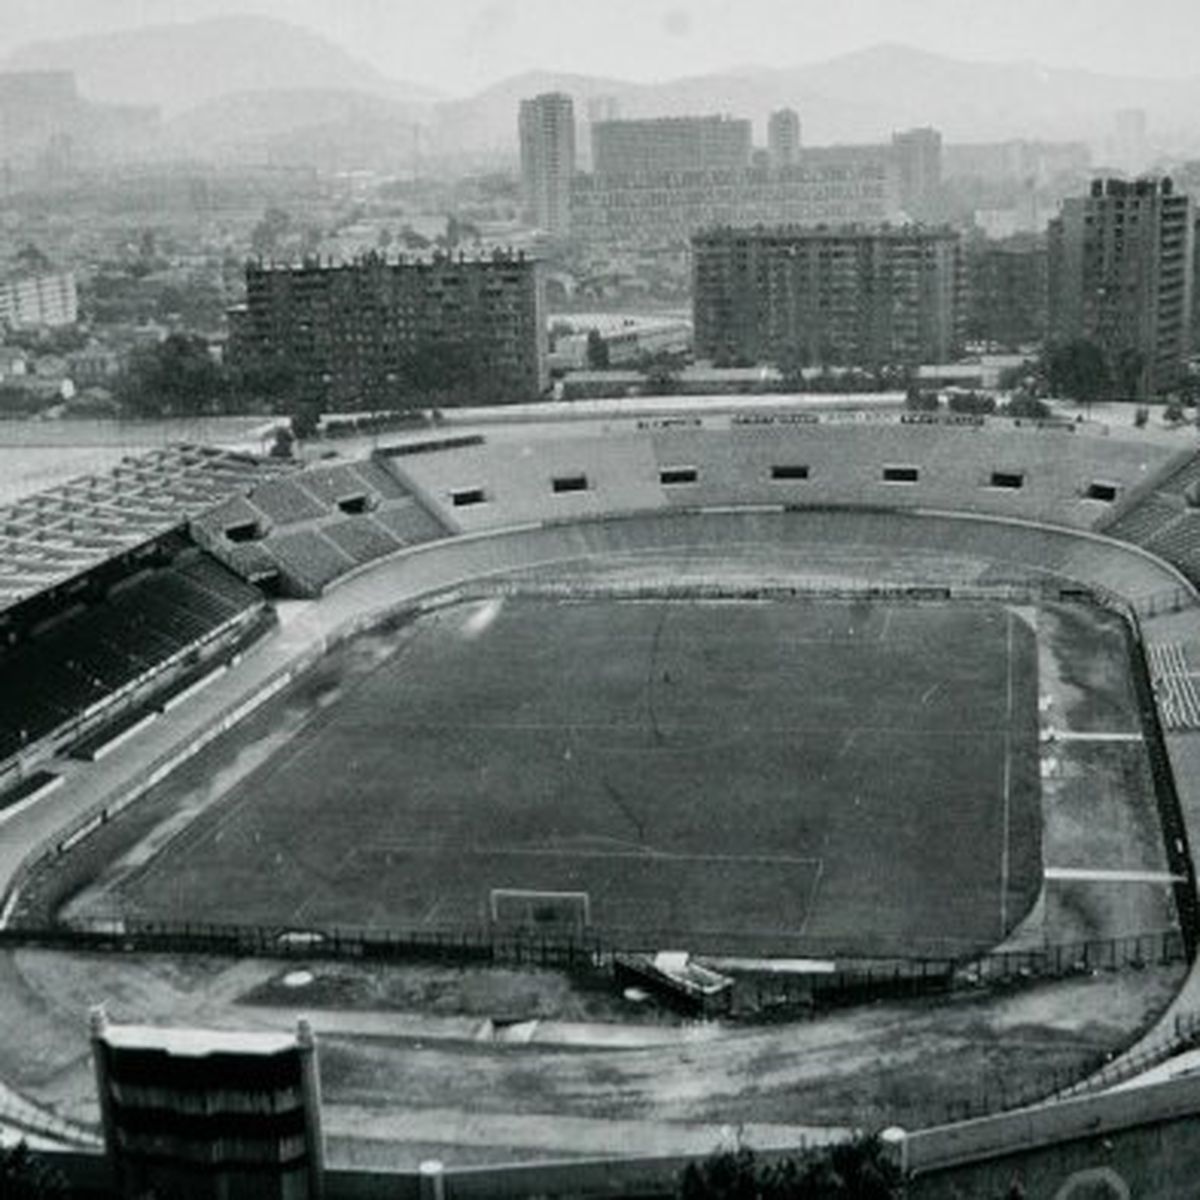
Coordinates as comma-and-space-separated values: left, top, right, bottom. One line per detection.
489, 888, 591, 934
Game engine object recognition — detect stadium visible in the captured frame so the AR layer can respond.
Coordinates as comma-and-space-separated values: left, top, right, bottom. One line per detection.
5, 401, 1200, 1194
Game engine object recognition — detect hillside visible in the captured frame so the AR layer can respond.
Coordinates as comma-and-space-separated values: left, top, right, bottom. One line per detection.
164, 88, 428, 167
436, 45, 1200, 155
1, 14, 440, 115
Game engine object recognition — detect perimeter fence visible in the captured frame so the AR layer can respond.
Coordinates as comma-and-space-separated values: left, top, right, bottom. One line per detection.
0, 919, 1186, 1018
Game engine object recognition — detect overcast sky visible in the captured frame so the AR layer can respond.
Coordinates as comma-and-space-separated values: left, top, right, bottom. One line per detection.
1, 0, 1197, 95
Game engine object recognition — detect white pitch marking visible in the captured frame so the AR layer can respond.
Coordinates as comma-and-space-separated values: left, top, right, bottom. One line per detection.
1044, 730, 1143, 743
999, 610, 1014, 937
1045, 867, 1186, 884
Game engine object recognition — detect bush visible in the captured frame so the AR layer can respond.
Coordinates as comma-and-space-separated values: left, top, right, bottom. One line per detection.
1, 1142, 68, 1198
1004, 393, 1049, 420
946, 390, 996, 415
904, 385, 939, 413
678, 1138, 904, 1199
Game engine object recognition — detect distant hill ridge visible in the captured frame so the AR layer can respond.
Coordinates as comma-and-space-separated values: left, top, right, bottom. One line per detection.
5, 19, 1200, 160
1, 14, 442, 115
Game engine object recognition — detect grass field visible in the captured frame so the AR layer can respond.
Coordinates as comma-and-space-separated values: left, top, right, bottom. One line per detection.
108, 596, 1043, 958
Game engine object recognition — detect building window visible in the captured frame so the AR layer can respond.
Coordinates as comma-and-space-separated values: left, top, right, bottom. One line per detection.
770, 465, 810, 481
1084, 481, 1119, 503
989, 471, 1025, 490
451, 487, 487, 507
882, 465, 920, 484
551, 474, 589, 494
660, 467, 698, 485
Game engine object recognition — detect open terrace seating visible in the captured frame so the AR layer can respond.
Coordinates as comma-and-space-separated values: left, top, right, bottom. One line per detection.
322, 518, 401, 567
244, 477, 330, 526
294, 464, 377, 509
1141, 514, 1200, 584
220, 541, 280, 583
265, 530, 357, 594
372, 500, 447, 546
354, 458, 413, 500
1107, 495, 1187, 546
1157, 451, 1200, 500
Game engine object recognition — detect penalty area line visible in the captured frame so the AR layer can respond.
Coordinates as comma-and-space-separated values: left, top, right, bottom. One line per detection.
1000, 609, 1014, 938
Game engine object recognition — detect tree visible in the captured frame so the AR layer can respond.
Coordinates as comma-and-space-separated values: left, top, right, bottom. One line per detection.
645, 360, 682, 396
776, 345, 811, 392
0, 1142, 69, 1198
586, 328, 611, 370
946, 390, 996, 415
905, 384, 939, 413
1112, 346, 1147, 400
230, 358, 299, 408
1165, 400, 1186, 424
1178, 373, 1200, 408
115, 333, 228, 417
1044, 339, 1109, 404
269, 425, 295, 458
1004, 393, 1049, 420
289, 400, 321, 441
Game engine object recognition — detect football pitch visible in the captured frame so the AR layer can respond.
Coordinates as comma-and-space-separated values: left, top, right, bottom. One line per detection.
112, 596, 1043, 957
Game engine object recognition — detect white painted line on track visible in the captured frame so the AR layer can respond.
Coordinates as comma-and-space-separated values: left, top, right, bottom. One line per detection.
1044, 867, 1185, 884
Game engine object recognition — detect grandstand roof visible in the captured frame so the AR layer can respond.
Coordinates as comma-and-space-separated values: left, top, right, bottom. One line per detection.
0, 443, 293, 614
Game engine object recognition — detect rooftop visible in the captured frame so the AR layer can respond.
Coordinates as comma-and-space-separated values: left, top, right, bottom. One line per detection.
0, 443, 293, 615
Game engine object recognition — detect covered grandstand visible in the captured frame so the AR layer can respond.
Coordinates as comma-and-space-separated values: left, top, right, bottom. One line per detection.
0, 445, 297, 798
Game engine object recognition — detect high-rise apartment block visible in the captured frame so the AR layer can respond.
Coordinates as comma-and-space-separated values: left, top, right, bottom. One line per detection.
591, 115, 752, 176
767, 109, 801, 168
1048, 177, 1194, 396
693, 225, 964, 367
892, 127, 943, 221
0, 270, 77, 328
518, 92, 576, 236
571, 162, 900, 247
230, 251, 547, 408
965, 234, 1048, 348
585, 96, 620, 126
943, 139, 1090, 185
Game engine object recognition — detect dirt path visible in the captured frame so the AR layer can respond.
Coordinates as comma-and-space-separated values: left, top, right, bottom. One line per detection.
3, 947, 1180, 1161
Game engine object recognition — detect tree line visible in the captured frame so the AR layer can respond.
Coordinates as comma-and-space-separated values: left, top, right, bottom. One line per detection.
112, 332, 519, 420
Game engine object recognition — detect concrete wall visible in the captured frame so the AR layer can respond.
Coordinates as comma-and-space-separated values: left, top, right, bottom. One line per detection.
391, 422, 1178, 538
905, 1071, 1200, 1199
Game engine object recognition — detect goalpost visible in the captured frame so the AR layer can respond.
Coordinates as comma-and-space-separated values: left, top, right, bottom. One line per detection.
489, 888, 592, 934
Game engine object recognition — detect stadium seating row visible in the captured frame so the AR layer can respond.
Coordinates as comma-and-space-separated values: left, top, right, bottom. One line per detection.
1104, 453, 1200, 587
388, 423, 1179, 536
190, 454, 451, 597
1147, 642, 1200, 731
0, 554, 265, 765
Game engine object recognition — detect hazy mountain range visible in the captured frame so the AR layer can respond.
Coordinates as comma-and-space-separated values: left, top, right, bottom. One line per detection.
4, 15, 1200, 165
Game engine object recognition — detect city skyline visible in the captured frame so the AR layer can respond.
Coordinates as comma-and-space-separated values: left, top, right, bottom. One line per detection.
3, 0, 1200, 98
